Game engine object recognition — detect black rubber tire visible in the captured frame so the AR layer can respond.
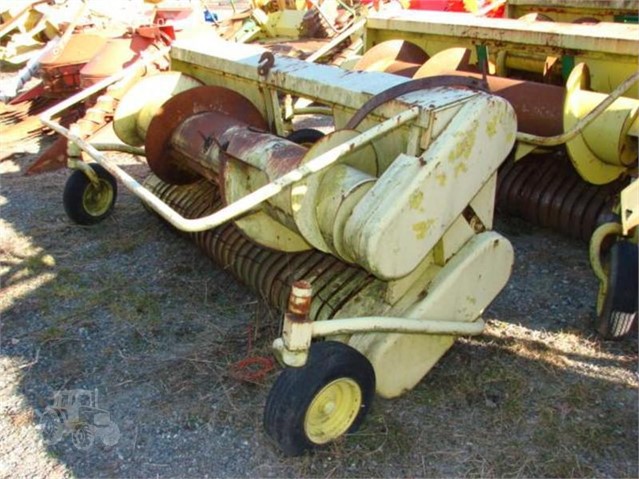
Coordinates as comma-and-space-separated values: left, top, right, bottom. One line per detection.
263, 341, 375, 456
286, 128, 325, 147
63, 164, 117, 225
597, 240, 638, 339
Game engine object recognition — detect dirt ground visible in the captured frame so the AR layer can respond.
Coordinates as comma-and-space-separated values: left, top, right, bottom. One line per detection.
1, 90, 638, 479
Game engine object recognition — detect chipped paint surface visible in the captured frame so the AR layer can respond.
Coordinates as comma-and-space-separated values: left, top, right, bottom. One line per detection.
343, 94, 516, 279
454, 162, 468, 177
409, 190, 424, 211
412, 220, 434, 240
449, 124, 476, 162
486, 112, 499, 138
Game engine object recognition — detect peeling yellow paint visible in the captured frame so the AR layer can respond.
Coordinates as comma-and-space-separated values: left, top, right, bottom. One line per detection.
409, 190, 424, 210
454, 162, 468, 177
449, 123, 477, 162
486, 115, 498, 138
412, 219, 434, 240
436, 172, 447, 186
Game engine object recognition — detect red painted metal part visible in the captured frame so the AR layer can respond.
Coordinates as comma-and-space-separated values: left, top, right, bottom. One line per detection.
25, 136, 68, 175
79, 35, 156, 87
9, 82, 46, 105
39, 33, 108, 96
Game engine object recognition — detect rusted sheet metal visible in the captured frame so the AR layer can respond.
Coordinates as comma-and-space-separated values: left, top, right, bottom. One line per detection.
225, 128, 306, 179
416, 70, 566, 137
345, 74, 488, 130
145, 85, 268, 185
365, 10, 639, 57
168, 112, 243, 182
0, 97, 79, 146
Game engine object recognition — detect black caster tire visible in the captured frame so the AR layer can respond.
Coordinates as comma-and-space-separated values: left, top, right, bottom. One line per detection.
286, 128, 325, 147
264, 341, 375, 456
597, 240, 638, 339
63, 164, 117, 225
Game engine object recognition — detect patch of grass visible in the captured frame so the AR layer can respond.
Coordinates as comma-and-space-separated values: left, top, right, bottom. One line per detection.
349, 407, 413, 455
36, 326, 65, 344
95, 234, 146, 256
541, 455, 598, 478
183, 404, 213, 431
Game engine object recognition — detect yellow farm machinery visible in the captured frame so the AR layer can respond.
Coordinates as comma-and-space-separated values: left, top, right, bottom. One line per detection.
357, 3, 639, 338
35, 0, 638, 456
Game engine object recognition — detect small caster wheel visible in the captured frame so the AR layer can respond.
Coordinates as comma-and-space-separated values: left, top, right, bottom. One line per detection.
286, 128, 325, 147
263, 341, 375, 456
597, 240, 638, 339
63, 164, 117, 225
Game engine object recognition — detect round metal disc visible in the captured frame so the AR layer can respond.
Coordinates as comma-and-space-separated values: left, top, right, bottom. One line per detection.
353, 40, 428, 75
114, 72, 203, 146
145, 85, 268, 185
413, 47, 472, 78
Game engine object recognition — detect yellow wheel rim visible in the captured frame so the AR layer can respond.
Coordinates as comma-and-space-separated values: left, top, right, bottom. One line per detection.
82, 179, 113, 217
304, 378, 362, 444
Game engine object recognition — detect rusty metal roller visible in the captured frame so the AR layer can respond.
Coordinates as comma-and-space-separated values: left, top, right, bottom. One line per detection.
143, 174, 380, 320
496, 153, 626, 241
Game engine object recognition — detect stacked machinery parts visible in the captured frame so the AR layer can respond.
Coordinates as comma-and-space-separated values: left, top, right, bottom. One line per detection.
46, 38, 518, 455
0, 1, 210, 173
2, 0, 366, 173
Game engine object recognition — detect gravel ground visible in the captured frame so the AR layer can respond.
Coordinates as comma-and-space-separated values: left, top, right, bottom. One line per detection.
1, 93, 638, 478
